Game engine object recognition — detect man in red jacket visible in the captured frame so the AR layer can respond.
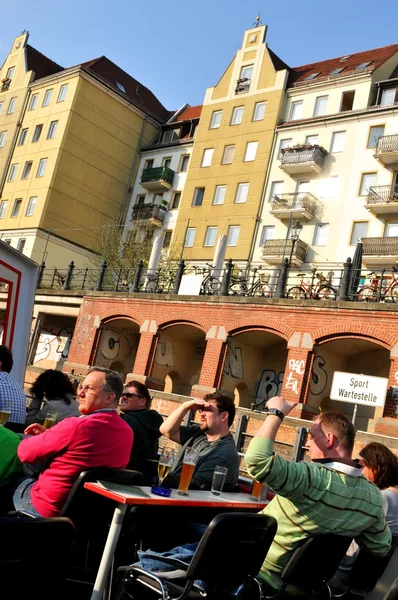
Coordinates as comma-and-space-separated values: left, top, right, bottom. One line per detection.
14, 367, 133, 517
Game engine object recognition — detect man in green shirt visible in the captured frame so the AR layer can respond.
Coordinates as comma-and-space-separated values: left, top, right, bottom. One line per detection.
245, 397, 391, 594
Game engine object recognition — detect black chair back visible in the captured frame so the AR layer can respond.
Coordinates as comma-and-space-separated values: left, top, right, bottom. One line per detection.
347, 535, 398, 593
127, 458, 159, 485
0, 516, 75, 599
385, 577, 398, 600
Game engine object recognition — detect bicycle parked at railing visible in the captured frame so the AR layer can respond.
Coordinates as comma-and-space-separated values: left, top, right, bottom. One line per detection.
230, 267, 272, 297
357, 267, 398, 302
189, 263, 222, 295
286, 270, 337, 300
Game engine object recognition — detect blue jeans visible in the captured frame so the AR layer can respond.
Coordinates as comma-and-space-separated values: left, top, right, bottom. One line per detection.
13, 478, 42, 518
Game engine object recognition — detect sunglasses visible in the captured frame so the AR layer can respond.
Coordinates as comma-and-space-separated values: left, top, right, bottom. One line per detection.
122, 392, 144, 400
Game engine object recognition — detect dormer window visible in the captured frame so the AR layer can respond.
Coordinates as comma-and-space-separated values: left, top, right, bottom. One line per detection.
304, 73, 320, 81
116, 81, 126, 93
355, 61, 371, 70
329, 67, 345, 75
340, 56, 350, 62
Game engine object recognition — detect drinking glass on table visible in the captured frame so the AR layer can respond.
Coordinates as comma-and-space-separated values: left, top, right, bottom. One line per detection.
177, 447, 199, 496
211, 465, 228, 496
249, 479, 267, 502
0, 409, 11, 426
157, 446, 175, 488
44, 409, 57, 429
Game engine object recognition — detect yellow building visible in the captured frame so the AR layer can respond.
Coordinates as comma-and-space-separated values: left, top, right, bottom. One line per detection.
172, 25, 289, 264
0, 32, 169, 268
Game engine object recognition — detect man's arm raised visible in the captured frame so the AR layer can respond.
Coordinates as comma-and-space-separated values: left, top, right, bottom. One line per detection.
254, 396, 298, 440
159, 399, 208, 444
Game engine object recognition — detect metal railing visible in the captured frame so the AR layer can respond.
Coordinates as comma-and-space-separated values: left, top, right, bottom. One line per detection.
262, 239, 309, 263
271, 192, 322, 217
280, 146, 327, 168
131, 204, 166, 222
375, 134, 398, 155
367, 185, 398, 205
363, 236, 398, 255
140, 166, 174, 186
235, 78, 250, 94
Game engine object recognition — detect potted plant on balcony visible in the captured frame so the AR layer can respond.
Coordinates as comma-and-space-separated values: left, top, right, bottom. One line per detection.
159, 199, 169, 211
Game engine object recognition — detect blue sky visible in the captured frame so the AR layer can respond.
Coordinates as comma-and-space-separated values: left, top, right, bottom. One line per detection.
2, 0, 398, 110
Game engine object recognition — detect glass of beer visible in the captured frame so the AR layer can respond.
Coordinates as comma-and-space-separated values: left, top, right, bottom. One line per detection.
177, 447, 199, 496
158, 446, 175, 488
44, 409, 57, 429
249, 479, 266, 502
0, 409, 12, 426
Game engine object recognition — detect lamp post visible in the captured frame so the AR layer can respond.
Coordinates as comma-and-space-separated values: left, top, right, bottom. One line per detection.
288, 219, 303, 266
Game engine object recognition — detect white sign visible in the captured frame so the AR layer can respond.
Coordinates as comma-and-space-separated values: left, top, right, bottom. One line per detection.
178, 274, 203, 296
330, 371, 388, 408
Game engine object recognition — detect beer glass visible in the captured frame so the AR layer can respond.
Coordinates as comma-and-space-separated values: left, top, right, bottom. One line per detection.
177, 447, 199, 496
0, 409, 12, 426
44, 409, 57, 429
157, 446, 175, 487
249, 479, 267, 502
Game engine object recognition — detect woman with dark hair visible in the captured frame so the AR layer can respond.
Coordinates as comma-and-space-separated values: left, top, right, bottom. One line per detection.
25, 370, 80, 427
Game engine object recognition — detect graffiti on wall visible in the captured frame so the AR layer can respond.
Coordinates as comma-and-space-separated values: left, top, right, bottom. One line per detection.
223, 345, 244, 379
34, 327, 73, 364
310, 355, 328, 396
155, 341, 175, 367
284, 358, 305, 396
254, 370, 284, 409
97, 327, 138, 373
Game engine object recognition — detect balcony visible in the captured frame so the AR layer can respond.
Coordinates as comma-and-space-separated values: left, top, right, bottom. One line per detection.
366, 185, 398, 215
131, 204, 166, 226
279, 145, 327, 175
374, 134, 398, 166
235, 78, 250, 94
270, 192, 322, 221
1, 78, 10, 92
362, 236, 398, 266
140, 166, 174, 192
262, 239, 309, 267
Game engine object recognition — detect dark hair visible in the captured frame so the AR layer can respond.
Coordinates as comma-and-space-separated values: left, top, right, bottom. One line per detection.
31, 369, 76, 404
203, 392, 236, 427
0, 345, 13, 373
318, 410, 356, 454
126, 380, 152, 407
360, 442, 398, 490
88, 366, 123, 403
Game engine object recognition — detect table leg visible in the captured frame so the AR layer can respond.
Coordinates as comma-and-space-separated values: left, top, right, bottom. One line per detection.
90, 503, 127, 600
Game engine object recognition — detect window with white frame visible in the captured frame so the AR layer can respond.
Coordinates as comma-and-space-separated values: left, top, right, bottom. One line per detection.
269, 181, 284, 202
144, 159, 154, 170
18, 128, 28, 145
367, 125, 385, 149
184, 227, 196, 247
253, 101, 266, 121
172, 192, 181, 209
210, 110, 222, 129
385, 222, 398, 237
213, 185, 226, 205
57, 84, 68, 102
32, 124, 43, 143
11, 199, 22, 218
0, 102, 3, 116
313, 223, 329, 246
340, 90, 355, 112
36, 158, 48, 177
28, 94, 38, 110
0, 200, 8, 218
8, 163, 18, 182
359, 173, 377, 196
42, 89, 53, 107
7, 98, 17, 114
26, 196, 37, 216
163, 157, 172, 169
0, 132, 7, 148
235, 183, 249, 204
227, 225, 240, 246
192, 187, 205, 206
330, 131, 346, 153
313, 96, 328, 117
289, 100, 303, 120
222, 145, 235, 164
115, 81, 126, 93
17, 238, 26, 253
380, 88, 396, 106
259, 225, 275, 246
231, 106, 244, 125
350, 222, 368, 245
179, 155, 189, 172
47, 121, 58, 139
278, 138, 292, 159
201, 148, 214, 167
6, 67, 15, 80
240, 64, 253, 81
204, 226, 218, 247
244, 141, 258, 162
305, 134, 319, 145
21, 161, 33, 179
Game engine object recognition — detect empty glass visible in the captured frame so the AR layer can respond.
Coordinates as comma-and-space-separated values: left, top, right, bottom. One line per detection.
211, 465, 228, 496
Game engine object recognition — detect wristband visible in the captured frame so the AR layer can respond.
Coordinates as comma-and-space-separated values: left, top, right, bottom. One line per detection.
265, 408, 284, 421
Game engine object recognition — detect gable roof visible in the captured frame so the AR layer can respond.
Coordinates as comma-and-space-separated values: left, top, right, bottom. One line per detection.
26, 44, 63, 81
173, 105, 202, 122
268, 47, 290, 72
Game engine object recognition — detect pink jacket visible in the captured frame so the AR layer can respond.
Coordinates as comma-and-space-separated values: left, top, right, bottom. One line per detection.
18, 410, 133, 517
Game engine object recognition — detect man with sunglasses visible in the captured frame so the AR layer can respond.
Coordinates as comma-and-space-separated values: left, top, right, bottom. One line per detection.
120, 381, 163, 460
160, 392, 239, 490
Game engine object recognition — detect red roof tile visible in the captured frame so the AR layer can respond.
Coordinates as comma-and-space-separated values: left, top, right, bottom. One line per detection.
26, 45, 63, 80
173, 105, 202, 122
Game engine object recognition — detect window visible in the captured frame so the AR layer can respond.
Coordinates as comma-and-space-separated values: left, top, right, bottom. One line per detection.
380, 88, 396, 107
172, 192, 181, 209
7, 98, 17, 114
305, 73, 320, 81
356, 61, 371, 70
32, 124, 43, 143
340, 91, 355, 112
204, 226, 218, 247
227, 225, 240, 246
278, 138, 292, 159
359, 173, 377, 196
0, 102, 3, 116
222, 145, 235, 165
11, 199, 22, 218
192, 187, 205, 206
163, 231, 172, 248
179, 155, 189, 172
21, 161, 33, 179
269, 181, 284, 202
18, 128, 28, 145
17, 238, 26, 253
213, 185, 226, 205
57, 84, 69, 102
47, 121, 58, 139
253, 101, 266, 121
6, 67, 15, 80
244, 141, 258, 162
235, 183, 249, 204
0, 201, 8, 218
184, 227, 196, 247
367, 125, 385, 149
289, 100, 303, 120
297, 180, 310, 194
26, 196, 37, 216
201, 148, 214, 167
313, 223, 329, 246
0, 132, 7, 148
259, 225, 275, 246
162, 129, 179, 143
3, 239, 11, 245
240, 64, 253, 81
305, 134, 319, 145
350, 222, 368, 245
231, 106, 244, 125
330, 131, 346, 153
210, 111, 222, 129
163, 157, 172, 169
37, 158, 48, 177
144, 159, 154, 170
8, 163, 18, 182
28, 94, 38, 110
330, 67, 345, 75
115, 82, 125, 93
42, 89, 53, 107
313, 96, 328, 117
385, 223, 398, 238
136, 194, 146, 206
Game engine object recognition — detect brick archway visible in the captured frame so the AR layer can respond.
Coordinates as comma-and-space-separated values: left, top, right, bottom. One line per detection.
225, 319, 294, 342
314, 325, 393, 351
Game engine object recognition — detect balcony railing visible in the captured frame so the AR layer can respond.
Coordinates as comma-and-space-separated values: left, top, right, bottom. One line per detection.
280, 145, 327, 170
367, 185, 398, 205
131, 204, 166, 223
235, 78, 250, 94
271, 192, 322, 219
362, 237, 398, 256
375, 134, 398, 155
140, 166, 174, 187
262, 239, 309, 262
1, 79, 10, 92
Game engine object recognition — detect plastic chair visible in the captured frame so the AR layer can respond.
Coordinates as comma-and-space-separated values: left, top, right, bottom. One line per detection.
115, 512, 277, 600
384, 578, 398, 600
0, 516, 75, 600
127, 458, 159, 485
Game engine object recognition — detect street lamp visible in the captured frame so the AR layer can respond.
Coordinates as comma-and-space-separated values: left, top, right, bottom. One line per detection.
288, 219, 303, 266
